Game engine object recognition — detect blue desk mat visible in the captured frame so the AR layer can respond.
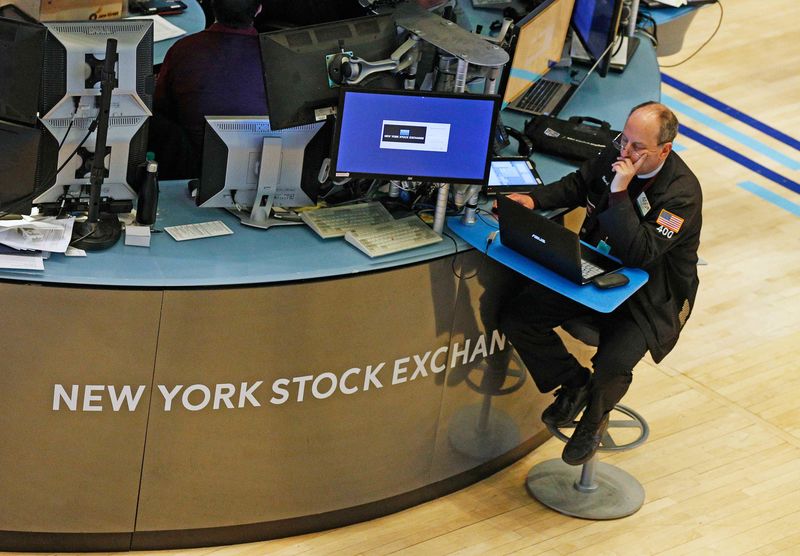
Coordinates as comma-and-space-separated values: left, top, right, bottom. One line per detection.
447, 215, 648, 313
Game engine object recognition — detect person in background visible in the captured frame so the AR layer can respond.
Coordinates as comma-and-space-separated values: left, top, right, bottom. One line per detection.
498, 101, 702, 466
150, 0, 267, 178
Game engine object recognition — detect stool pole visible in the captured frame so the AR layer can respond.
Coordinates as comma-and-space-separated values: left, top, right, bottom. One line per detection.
575, 457, 599, 492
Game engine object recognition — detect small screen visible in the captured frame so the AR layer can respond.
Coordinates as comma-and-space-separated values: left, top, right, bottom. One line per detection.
332, 89, 499, 184
488, 159, 540, 187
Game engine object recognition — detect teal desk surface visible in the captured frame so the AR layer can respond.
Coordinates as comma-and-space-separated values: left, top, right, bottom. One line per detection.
148, 0, 205, 65
0, 183, 466, 288
447, 216, 648, 313
0, 14, 662, 289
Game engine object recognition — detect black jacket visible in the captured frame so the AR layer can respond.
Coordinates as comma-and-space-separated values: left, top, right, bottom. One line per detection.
530, 147, 702, 363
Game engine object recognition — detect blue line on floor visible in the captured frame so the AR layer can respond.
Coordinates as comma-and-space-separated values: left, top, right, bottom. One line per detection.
738, 181, 800, 217
663, 94, 800, 171
679, 124, 800, 195
662, 73, 800, 152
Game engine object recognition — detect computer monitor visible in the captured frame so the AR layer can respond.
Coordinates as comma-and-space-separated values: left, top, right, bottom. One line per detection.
330, 88, 500, 185
39, 19, 154, 118
197, 116, 333, 228
0, 121, 43, 215
0, 6, 46, 126
33, 19, 154, 210
258, 13, 400, 131
33, 112, 150, 207
501, 0, 576, 105
571, 0, 624, 78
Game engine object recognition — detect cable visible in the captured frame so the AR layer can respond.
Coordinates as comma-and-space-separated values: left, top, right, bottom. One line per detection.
659, 1, 723, 69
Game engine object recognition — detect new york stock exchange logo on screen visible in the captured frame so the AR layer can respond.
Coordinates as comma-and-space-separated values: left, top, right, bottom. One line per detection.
379, 120, 450, 152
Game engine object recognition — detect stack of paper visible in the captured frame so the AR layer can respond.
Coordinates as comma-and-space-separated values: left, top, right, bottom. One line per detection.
0, 216, 76, 270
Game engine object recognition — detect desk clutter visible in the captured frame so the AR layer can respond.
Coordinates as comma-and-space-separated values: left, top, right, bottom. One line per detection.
0, 216, 77, 270
302, 203, 442, 258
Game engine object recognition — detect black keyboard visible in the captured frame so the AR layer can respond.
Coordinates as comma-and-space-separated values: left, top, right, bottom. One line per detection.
515, 79, 570, 114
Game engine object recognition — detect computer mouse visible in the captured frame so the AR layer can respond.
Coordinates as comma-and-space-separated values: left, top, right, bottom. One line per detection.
593, 272, 630, 289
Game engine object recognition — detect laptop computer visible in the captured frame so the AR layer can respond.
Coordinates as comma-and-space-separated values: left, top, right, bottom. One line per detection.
496, 195, 623, 285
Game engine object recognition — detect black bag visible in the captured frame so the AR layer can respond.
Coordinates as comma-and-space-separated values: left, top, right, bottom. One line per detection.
524, 115, 619, 162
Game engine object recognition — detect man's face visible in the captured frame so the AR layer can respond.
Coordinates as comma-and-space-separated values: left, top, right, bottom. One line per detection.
617, 108, 672, 175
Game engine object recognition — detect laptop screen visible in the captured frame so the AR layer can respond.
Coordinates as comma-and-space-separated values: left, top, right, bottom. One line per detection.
331, 88, 500, 185
502, 0, 576, 104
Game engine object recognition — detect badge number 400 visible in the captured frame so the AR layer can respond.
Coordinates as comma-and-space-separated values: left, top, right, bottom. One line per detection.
657, 225, 674, 238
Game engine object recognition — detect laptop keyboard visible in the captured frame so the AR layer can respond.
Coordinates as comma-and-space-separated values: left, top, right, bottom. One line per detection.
581, 259, 605, 280
515, 79, 569, 114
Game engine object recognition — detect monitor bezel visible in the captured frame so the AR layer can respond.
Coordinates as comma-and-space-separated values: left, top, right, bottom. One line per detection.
330, 87, 501, 186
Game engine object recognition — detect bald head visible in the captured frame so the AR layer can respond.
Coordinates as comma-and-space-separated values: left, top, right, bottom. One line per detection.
629, 101, 679, 145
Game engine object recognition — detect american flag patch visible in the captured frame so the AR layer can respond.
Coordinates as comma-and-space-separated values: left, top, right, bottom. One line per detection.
656, 209, 684, 233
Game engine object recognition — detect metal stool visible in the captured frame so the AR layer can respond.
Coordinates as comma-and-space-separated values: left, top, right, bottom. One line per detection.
526, 316, 649, 519
526, 404, 648, 519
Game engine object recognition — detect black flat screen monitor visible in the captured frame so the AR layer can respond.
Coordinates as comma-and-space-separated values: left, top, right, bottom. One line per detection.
0, 121, 42, 214
331, 88, 500, 185
571, 0, 624, 78
258, 13, 399, 131
0, 7, 46, 126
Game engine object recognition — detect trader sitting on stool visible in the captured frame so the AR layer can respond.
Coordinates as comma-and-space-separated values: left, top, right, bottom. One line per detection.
498, 101, 702, 465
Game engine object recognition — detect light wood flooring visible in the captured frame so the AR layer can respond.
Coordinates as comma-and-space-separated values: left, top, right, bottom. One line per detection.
10, 0, 800, 554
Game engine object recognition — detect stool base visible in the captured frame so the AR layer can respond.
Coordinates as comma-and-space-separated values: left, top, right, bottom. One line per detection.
526, 458, 644, 519
448, 404, 519, 460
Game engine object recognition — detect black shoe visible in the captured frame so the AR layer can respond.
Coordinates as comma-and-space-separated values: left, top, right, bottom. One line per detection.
562, 412, 610, 466
541, 381, 590, 428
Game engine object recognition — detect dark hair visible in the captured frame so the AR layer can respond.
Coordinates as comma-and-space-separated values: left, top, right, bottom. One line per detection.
630, 101, 679, 144
213, 0, 261, 28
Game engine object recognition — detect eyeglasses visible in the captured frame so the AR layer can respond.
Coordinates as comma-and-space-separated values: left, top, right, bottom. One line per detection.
612, 132, 664, 155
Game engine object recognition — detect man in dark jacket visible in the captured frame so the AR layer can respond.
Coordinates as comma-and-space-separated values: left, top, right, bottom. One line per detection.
151, 0, 268, 178
499, 101, 702, 465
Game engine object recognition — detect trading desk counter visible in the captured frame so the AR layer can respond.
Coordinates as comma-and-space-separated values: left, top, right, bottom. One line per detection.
0, 35, 660, 553
0, 186, 548, 551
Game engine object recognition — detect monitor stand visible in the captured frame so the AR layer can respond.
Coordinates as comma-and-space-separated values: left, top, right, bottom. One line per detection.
227, 136, 304, 230
226, 206, 303, 230
570, 35, 640, 73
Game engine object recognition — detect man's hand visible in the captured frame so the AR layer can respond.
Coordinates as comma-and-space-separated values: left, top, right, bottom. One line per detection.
610, 153, 648, 193
493, 193, 535, 212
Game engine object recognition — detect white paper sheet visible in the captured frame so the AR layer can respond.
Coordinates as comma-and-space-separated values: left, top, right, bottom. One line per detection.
127, 14, 187, 42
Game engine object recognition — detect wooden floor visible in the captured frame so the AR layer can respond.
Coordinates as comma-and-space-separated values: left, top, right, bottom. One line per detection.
12, 1, 800, 554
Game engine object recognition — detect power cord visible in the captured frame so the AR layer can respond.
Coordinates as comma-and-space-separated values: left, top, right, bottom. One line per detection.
445, 214, 500, 281
659, 0, 723, 68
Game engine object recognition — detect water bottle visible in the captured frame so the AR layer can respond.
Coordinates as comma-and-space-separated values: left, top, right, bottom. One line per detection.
136, 153, 159, 226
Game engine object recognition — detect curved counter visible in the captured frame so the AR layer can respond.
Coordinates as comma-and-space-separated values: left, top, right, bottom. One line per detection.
0, 31, 660, 552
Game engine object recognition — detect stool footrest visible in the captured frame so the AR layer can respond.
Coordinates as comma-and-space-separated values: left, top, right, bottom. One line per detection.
526, 458, 644, 520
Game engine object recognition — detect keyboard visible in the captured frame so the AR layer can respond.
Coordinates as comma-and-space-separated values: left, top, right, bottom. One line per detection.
301, 202, 393, 239
581, 259, 605, 280
344, 216, 443, 258
513, 78, 572, 115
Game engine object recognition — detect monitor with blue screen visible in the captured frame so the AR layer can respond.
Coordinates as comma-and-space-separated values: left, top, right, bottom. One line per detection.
571, 0, 624, 78
331, 88, 500, 185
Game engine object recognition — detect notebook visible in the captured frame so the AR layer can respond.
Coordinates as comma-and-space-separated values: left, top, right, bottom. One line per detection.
496, 195, 622, 285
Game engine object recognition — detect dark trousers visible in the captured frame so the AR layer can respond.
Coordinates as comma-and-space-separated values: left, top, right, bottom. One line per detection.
498, 281, 648, 423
